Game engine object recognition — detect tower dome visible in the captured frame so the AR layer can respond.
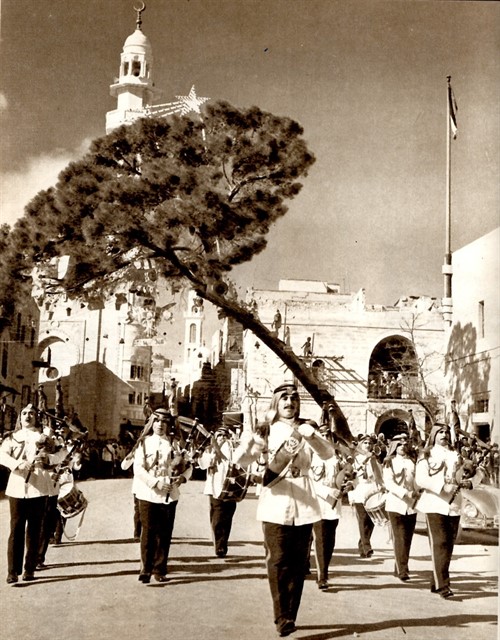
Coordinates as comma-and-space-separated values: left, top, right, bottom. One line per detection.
106, 3, 154, 133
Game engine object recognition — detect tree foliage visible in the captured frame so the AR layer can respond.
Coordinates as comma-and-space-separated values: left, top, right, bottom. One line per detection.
0, 101, 353, 441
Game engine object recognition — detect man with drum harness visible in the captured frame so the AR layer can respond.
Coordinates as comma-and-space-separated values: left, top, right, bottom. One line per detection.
133, 407, 192, 584
382, 433, 419, 582
0, 404, 67, 584
348, 434, 384, 558
198, 426, 248, 558
234, 382, 335, 638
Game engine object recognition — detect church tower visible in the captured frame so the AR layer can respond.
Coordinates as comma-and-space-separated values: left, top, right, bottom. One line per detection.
183, 291, 208, 385
106, 3, 154, 133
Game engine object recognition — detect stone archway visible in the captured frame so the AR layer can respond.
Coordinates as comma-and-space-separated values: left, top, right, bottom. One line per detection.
368, 335, 419, 400
375, 408, 411, 440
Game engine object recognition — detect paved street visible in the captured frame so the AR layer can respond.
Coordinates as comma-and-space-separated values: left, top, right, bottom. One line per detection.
0, 478, 497, 640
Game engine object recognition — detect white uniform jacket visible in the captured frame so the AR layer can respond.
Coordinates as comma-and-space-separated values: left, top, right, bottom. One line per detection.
383, 455, 418, 515
235, 420, 334, 526
415, 445, 465, 516
348, 453, 383, 506
132, 434, 192, 504
310, 451, 342, 520
198, 440, 234, 498
0, 428, 67, 499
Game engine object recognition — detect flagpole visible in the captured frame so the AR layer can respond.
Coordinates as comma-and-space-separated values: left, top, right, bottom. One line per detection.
442, 76, 454, 324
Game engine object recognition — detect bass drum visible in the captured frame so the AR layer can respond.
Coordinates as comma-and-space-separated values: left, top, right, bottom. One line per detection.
214, 464, 251, 502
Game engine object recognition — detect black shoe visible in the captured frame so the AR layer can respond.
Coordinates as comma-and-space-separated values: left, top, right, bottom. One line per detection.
215, 548, 227, 558
36, 563, 48, 571
153, 574, 168, 583
6, 573, 18, 584
399, 575, 410, 582
22, 573, 35, 582
277, 619, 296, 637
438, 587, 454, 599
318, 580, 331, 590
138, 573, 151, 583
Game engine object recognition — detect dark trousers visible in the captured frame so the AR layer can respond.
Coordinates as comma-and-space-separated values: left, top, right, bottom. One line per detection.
426, 513, 460, 591
209, 496, 237, 554
138, 499, 177, 577
38, 495, 60, 564
354, 503, 374, 556
313, 518, 339, 582
8, 496, 46, 576
133, 496, 141, 539
262, 521, 313, 626
387, 511, 417, 578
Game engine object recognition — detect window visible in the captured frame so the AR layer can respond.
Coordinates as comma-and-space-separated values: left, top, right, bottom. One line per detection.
189, 323, 196, 343
123, 61, 129, 76
130, 365, 144, 380
132, 60, 141, 77
474, 396, 489, 413
478, 301, 485, 338
128, 393, 135, 405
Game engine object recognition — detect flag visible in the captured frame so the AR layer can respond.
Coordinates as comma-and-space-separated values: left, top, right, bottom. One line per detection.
448, 83, 458, 139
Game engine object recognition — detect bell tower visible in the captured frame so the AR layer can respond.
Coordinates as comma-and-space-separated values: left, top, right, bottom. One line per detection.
106, 2, 154, 133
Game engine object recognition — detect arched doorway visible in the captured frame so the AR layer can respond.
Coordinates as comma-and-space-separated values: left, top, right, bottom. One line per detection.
368, 335, 419, 400
375, 408, 411, 441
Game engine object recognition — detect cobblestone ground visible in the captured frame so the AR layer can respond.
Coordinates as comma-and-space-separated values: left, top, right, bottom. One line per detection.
0, 478, 497, 640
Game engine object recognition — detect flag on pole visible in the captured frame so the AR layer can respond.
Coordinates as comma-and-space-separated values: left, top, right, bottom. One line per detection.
448, 81, 458, 139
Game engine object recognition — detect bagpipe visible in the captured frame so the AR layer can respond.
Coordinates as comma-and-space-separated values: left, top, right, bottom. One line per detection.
447, 456, 485, 504
25, 410, 87, 485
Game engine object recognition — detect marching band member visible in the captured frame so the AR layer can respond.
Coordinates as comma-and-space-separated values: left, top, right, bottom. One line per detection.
309, 424, 346, 590
198, 426, 240, 558
348, 434, 384, 558
133, 407, 192, 584
0, 404, 67, 584
382, 433, 419, 582
234, 383, 334, 638
415, 423, 483, 598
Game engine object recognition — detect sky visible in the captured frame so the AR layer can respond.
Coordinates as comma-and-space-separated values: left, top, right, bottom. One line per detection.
0, 0, 498, 310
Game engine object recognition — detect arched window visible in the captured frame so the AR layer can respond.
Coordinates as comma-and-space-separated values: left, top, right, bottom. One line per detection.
132, 60, 141, 77
189, 323, 197, 343
368, 336, 419, 400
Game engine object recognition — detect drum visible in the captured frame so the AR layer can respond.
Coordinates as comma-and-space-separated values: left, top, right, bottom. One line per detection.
214, 464, 251, 502
364, 491, 389, 526
57, 483, 88, 519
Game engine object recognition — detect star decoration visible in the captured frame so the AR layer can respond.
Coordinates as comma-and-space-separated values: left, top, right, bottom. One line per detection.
176, 86, 210, 115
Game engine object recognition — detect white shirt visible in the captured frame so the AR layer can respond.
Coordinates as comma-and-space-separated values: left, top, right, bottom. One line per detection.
310, 451, 342, 520
256, 420, 322, 526
415, 444, 461, 516
132, 433, 192, 504
198, 439, 233, 498
0, 428, 67, 498
348, 452, 383, 505
383, 455, 418, 515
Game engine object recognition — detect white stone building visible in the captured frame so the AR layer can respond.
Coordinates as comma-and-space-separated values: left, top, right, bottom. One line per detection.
445, 227, 499, 444
220, 280, 447, 440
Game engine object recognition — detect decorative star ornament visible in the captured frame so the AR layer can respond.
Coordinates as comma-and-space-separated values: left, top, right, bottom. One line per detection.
176, 86, 210, 115
144, 85, 210, 119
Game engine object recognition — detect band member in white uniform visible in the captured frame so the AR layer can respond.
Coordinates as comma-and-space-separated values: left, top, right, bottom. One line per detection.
198, 426, 241, 557
415, 423, 483, 598
0, 404, 66, 584
133, 408, 192, 584
234, 383, 334, 638
382, 433, 419, 582
348, 434, 384, 558
309, 424, 346, 590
